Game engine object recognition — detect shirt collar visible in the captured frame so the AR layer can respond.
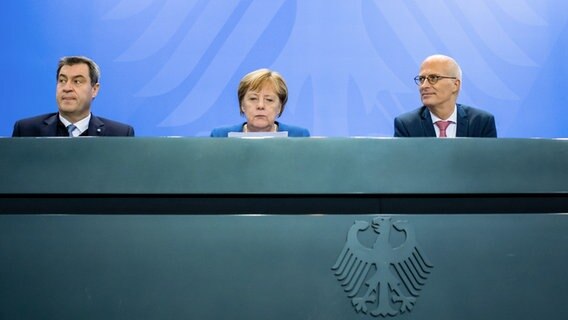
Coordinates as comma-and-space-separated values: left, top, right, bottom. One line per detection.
430, 105, 457, 124
59, 113, 91, 135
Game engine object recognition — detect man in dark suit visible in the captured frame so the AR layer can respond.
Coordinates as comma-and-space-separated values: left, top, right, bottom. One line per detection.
12, 56, 134, 137
394, 54, 496, 138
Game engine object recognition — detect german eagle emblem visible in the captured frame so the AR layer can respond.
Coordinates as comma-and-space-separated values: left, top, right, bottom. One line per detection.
332, 216, 433, 317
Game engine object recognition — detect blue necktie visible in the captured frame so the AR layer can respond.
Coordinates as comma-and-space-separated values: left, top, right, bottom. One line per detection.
67, 124, 77, 137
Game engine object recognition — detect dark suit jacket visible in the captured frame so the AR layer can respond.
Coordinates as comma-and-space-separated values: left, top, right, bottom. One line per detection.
394, 104, 497, 137
12, 113, 135, 137
210, 121, 310, 137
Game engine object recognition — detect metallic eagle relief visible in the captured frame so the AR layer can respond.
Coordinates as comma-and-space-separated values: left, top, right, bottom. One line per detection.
332, 216, 433, 317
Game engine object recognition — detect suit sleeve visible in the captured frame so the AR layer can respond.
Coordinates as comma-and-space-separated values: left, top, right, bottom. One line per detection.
210, 128, 226, 137
300, 128, 310, 137
11, 121, 21, 137
482, 115, 497, 137
394, 117, 409, 137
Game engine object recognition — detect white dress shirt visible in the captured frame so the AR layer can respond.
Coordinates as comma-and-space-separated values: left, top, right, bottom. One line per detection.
59, 114, 91, 137
430, 106, 457, 138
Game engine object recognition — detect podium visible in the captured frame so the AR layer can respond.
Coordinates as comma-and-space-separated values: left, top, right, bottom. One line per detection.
1, 138, 567, 319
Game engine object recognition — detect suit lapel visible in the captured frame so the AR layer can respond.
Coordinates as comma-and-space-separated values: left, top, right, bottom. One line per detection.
420, 107, 436, 137
40, 114, 60, 136
86, 115, 105, 136
455, 104, 469, 137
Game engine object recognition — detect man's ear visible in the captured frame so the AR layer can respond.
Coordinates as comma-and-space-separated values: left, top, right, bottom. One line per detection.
453, 79, 461, 94
91, 83, 100, 100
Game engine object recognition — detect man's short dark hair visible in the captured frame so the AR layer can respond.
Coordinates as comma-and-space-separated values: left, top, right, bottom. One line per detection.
57, 56, 100, 86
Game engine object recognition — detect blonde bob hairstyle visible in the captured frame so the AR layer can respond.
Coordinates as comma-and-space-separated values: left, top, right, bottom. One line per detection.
237, 68, 288, 117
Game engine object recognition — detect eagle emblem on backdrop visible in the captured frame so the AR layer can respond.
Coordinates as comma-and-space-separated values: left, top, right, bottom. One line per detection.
332, 216, 433, 317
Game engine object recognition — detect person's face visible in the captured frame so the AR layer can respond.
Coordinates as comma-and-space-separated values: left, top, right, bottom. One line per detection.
241, 84, 282, 132
418, 59, 460, 109
56, 63, 99, 122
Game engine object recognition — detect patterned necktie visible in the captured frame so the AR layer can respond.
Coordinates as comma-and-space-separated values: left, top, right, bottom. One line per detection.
435, 121, 451, 138
67, 124, 77, 137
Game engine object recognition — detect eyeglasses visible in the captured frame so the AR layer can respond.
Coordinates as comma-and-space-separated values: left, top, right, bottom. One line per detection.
414, 74, 457, 85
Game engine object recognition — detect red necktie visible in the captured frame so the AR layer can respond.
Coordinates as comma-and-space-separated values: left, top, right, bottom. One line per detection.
435, 121, 450, 138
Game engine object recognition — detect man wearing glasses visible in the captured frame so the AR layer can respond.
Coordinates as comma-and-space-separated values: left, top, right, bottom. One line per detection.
394, 54, 497, 138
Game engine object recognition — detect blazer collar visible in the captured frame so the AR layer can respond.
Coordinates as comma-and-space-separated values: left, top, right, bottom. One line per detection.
86, 115, 105, 136
42, 113, 105, 136
455, 104, 468, 137
40, 113, 60, 136
419, 107, 436, 137
420, 104, 468, 137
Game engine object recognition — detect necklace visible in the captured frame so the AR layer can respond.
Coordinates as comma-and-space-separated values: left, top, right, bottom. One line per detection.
243, 123, 278, 133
